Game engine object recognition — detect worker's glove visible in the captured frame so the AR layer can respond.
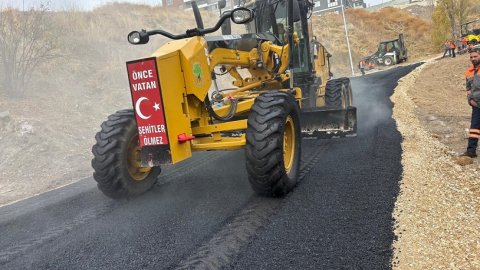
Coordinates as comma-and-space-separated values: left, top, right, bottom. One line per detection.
468, 96, 478, 107
467, 90, 480, 107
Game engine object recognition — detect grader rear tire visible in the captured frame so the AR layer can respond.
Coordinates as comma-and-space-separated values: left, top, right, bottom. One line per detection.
325, 78, 353, 109
246, 91, 301, 197
91, 109, 161, 199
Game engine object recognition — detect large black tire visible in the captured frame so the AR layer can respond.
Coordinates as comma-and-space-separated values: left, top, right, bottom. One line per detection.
92, 109, 161, 199
246, 91, 301, 197
325, 78, 353, 109
384, 56, 393, 66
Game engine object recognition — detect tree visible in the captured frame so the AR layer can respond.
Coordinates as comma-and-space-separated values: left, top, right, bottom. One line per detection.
0, 5, 59, 98
432, 0, 476, 38
432, 0, 476, 49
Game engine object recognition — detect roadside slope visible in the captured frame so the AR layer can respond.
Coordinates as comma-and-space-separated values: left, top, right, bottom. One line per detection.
313, 7, 432, 75
391, 61, 480, 269
408, 54, 474, 156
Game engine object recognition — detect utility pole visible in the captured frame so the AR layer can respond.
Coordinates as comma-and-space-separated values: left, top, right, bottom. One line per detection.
340, 0, 355, 76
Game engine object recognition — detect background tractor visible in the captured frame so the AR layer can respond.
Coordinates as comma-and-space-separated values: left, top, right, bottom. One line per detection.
366, 33, 407, 66
461, 19, 480, 45
91, 0, 357, 199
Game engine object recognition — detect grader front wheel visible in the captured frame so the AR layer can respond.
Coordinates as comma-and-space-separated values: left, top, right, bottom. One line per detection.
246, 92, 301, 197
91, 109, 161, 199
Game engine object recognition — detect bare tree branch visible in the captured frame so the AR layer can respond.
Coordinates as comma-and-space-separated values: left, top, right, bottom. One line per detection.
0, 4, 60, 98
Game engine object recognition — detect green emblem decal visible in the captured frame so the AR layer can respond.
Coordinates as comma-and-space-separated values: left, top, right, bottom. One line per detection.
193, 62, 203, 86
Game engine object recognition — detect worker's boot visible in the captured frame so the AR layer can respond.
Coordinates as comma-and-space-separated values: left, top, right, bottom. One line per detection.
460, 151, 477, 158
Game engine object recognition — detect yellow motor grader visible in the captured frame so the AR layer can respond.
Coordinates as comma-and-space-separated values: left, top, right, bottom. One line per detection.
91, 0, 357, 198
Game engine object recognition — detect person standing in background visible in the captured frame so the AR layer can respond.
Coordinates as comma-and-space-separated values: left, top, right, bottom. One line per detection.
462, 48, 480, 158
462, 36, 468, 50
359, 60, 365, 76
456, 37, 462, 54
443, 40, 451, 58
450, 39, 456, 58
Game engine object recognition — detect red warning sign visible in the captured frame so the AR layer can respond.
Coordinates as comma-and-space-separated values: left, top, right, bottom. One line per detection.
127, 58, 169, 147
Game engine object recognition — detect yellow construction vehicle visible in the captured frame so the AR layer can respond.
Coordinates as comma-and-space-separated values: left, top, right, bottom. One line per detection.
461, 19, 480, 45
91, 0, 357, 198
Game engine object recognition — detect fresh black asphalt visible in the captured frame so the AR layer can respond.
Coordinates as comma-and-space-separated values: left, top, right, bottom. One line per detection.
0, 63, 421, 269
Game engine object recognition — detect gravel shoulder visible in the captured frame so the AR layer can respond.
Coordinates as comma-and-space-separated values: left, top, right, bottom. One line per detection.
391, 57, 480, 269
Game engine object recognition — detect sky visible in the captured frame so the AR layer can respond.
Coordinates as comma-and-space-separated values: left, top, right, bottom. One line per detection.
1, 0, 162, 10
2, 0, 389, 10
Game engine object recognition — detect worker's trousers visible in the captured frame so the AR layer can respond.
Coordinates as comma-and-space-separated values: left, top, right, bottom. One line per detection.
467, 106, 480, 153
443, 48, 450, 57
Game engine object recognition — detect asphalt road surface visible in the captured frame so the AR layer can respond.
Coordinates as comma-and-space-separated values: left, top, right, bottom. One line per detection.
0, 63, 421, 270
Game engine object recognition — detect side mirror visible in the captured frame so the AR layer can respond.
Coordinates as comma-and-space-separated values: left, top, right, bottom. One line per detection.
230, 7, 254, 24
128, 30, 149, 45
218, 0, 226, 9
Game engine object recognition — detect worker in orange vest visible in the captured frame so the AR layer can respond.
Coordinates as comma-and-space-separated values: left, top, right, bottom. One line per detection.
442, 40, 451, 58
456, 38, 462, 54
467, 43, 474, 52
462, 37, 468, 50
368, 61, 374, 70
359, 59, 366, 76
462, 48, 480, 158
449, 39, 456, 58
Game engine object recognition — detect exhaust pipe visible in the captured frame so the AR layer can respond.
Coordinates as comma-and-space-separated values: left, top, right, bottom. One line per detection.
191, 1, 204, 29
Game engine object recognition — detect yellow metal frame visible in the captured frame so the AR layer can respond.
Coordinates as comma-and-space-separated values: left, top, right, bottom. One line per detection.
147, 36, 304, 164
312, 42, 331, 107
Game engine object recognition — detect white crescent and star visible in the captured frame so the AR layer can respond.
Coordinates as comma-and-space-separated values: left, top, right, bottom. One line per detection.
135, 97, 161, 120
135, 97, 151, 120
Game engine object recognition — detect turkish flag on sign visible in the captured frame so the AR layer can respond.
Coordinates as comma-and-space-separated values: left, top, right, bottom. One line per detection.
127, 58, 169, 147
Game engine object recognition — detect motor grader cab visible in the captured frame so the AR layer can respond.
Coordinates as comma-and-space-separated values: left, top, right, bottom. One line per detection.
366, 34, 407, 66
91, 0, 357, 199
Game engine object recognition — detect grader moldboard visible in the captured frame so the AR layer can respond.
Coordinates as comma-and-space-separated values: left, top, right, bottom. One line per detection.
91, 0, 357, 199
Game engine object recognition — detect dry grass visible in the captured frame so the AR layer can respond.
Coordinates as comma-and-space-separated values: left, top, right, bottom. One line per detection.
0, 4, 221, 205
408, 54, 473, 155
314, 7, 433, 75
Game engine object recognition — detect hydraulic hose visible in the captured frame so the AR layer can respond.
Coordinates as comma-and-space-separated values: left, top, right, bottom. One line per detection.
205, 95, 239, 122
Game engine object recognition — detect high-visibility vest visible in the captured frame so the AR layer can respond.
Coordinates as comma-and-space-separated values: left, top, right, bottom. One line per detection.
466, 65, 480, 102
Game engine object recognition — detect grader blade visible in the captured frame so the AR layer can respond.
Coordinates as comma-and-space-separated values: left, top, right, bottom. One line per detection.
301, 107, 357, 139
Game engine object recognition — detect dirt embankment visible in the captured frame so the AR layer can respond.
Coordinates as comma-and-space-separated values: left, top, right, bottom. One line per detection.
391, 56, 480, 269
409, 54, 475, 156
0, 3, 221, 206
314, 7, 433, 75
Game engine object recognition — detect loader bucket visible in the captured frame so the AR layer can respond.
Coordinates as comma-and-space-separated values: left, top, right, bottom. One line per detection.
300, 106, 357, 138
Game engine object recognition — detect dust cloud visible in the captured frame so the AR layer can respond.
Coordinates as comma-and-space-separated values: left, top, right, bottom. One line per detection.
0, 3, 224, 205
